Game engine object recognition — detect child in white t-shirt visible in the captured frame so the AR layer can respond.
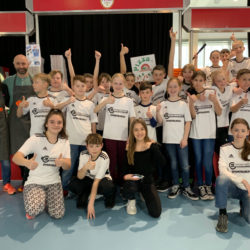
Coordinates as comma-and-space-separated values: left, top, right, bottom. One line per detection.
201, 50, 221, 87
68, 133, 116, 219
227, 40, 250, 82
48, 70, 73, 103
135, 82, 157, 141
94, 73, 136, 183
215, 118, 250, 233
57, 75, 98, 191
156, 77, 198, 201
17, 73, 56, 136
12, 109, 71, 220
188, 71, 222, 200
229, 69, 250, 140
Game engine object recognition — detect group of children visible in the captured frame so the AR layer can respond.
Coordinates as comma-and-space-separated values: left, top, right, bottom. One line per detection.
0, 30, 250, 233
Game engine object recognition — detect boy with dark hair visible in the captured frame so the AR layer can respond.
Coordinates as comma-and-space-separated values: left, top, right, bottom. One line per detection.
68, 133, 116, 219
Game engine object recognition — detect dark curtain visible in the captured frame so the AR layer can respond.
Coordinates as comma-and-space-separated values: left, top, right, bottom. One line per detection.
39, 14, 172, 76
0, 1, 172, 76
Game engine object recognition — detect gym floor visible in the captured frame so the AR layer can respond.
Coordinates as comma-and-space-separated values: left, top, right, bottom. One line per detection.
1, 181, 249, 250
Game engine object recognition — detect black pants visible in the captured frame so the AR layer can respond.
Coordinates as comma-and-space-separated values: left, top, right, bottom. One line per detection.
68, 176, 116, 202
123, 180, 162, 218
215, 127, 229, 154
156, 126, 171, 183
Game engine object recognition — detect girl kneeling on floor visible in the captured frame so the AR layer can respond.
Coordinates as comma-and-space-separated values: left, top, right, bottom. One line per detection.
13, 109, 71, 219
122, 118, 165, 218
215, 118, 250, 233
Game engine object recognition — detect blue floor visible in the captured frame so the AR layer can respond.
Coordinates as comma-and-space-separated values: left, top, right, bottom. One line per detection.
1, 181, 250, 250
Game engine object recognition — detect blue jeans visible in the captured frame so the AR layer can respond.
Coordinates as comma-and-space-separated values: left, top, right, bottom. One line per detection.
165, 144, 190, 188
215, 176, 250, 223
0, 160, 11, 185
191, 138, 215, 186
62, 144, 86, 190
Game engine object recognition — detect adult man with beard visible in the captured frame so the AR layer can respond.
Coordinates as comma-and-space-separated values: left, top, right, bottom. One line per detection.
3, 54, 34, 190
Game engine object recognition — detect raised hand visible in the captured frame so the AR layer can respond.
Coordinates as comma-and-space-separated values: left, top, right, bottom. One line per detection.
208, 90, 217, 103
187, 93, 197, 103
95, 50, 102, 60
43, 97, 54, 108
156, 102, 161, 112
64, 48, 72, 58
86, 156, 95, 170
19, 96, 29, 108
241, 93, 248, 105
55, 153, 63, 167
169, 27, 177, 40
28, 154, 38, 170
146, 106, 153, 119
120, 43, 129, 55
198, 92, 206, 102
106, 94, 115, 104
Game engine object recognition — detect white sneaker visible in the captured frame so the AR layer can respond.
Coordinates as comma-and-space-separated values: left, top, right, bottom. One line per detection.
127, 199, 137, 215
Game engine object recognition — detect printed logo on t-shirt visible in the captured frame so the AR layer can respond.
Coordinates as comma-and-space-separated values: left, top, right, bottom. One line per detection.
43, 146, 48, 151
70, 110, 90, 121
163, 113, 184, 122
229, 162, 250, 173
229, 154, 234, 158
107, 107, 128, 118
194, 105, 212, 114
31, 108, 50, 117
41, 155, 56, 167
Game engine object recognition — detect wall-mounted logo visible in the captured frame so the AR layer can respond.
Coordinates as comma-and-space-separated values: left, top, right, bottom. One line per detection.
100, 0, 114, 9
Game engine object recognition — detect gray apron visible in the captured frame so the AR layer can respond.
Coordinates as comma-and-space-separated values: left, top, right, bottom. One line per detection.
0, 90, 10, 160
9, 75, 34, 154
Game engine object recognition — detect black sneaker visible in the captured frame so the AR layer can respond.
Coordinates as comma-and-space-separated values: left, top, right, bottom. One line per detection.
198, 186, 209, 200
216, 214, 228, 233
168, 185, 181, 199
157, 181, 171, 192
182, 186, 199, 201
205, 185, 214, 200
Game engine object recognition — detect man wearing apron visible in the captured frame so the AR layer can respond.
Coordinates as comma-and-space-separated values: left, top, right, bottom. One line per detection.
3, 54, 34, 190
0, 80, 16, 194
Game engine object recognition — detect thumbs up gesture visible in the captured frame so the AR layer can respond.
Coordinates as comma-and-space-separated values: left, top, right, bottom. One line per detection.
28, 153, 38, 170
19, 96, 29, 108
86, 156, 95, 170
64, 48, 72, 58
106, 94, 115, 104
43, 97, 54, 108
198, 92, 206, 102
120, 43, 129, 55
146, 106, 153, 118
241, 93, 248, 105
55, 153, 64, 167
95, 50, 102, 60
208, 90, 217, 103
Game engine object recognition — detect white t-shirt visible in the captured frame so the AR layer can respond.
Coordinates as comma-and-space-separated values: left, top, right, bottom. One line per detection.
189, 89, 219, 139
48, 89, 70, 103
211, 85, 234, 128
135, 103, 157, 141
227, 57, 250, 81
92, 92, 109, 131
23, 95, 57, 136
159, 99, 191, 144
219, 142, 250, 190
229, 91, 250, 135
18, 134, 70, 186
85, 88, 94, 98
78, 150, 111, 180
201, 66, 221, 87
102, 95, 135, 141
63, 98, 98, 145
123, 87, 140, 106
152, 78, 169, 105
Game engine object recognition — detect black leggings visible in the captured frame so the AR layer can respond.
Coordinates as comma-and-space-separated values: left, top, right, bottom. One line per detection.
123, 180, 162, 218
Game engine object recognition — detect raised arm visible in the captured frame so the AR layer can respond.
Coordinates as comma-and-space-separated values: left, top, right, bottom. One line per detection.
120, 43, 129, 74
93, 50, 101, 90
65, 48, 75, 86
167, 27, 177, 78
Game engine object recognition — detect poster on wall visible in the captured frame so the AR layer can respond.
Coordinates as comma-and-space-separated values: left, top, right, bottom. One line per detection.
26, 44, 42, 76
130, 54, 156, 82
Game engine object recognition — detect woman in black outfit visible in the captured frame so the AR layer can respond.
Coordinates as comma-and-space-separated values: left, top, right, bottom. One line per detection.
122, 118, 165, 218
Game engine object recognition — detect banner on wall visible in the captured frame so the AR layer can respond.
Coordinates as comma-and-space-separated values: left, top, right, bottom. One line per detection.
130, 54, 156, 82
26, 44, 42, 76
